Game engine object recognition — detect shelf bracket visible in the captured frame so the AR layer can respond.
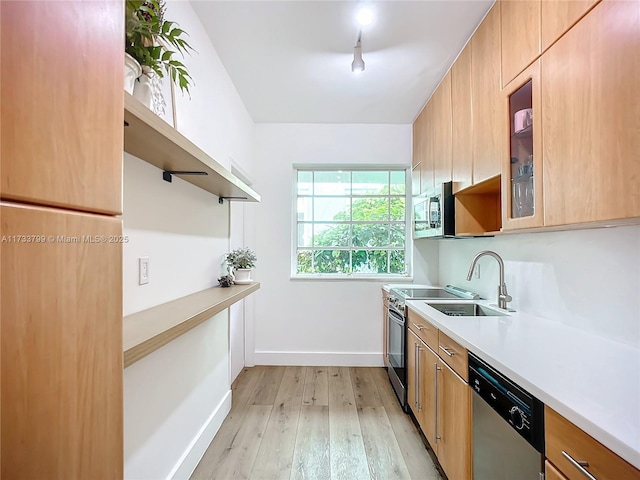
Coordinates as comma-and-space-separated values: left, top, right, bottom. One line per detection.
218, 196, 248, 204
162, 170, 208, 183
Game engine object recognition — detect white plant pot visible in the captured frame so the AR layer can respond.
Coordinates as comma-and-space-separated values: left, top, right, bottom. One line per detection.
124, 53, 142, 94
233, 268, 253, 284
133, 67, 166, 116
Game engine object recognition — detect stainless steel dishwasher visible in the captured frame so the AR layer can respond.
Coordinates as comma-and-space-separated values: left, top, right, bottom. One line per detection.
469, 352, 545, 480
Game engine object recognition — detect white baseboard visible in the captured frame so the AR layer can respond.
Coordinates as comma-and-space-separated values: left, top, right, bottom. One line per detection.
253, 351, 384, 367
167, 389, 232, 480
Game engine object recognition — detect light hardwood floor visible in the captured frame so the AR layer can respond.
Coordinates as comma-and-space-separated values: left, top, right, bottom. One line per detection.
191, 366, 443, 480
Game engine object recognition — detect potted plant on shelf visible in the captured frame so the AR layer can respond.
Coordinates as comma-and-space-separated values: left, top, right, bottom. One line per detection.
225, 248, 257, 284
125, 0, 194, 101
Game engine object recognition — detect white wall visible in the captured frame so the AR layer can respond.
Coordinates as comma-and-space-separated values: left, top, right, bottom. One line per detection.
433, 225, 640, 347
251, 123, 437, 366
123, 2, 255, 478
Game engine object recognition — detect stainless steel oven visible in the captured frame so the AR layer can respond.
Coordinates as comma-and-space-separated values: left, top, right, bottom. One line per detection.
386, 285, 479, 411
387, 303, 407, 408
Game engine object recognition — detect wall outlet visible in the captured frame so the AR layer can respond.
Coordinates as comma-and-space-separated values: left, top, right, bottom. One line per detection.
139, 257, 150, 285
474, 264, 481, 279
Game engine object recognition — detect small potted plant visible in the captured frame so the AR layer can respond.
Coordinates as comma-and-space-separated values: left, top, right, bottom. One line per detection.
225, 248, 257, 284
125, 0, 194, 96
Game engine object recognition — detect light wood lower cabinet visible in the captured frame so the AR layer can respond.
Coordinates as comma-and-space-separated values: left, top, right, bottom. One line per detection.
408, 322, 471, 480
408, 329, 437, 445
545, 406, 640, 480
437, 360, 472, 480
1, 203, 123, 479
546, 460, 569, 480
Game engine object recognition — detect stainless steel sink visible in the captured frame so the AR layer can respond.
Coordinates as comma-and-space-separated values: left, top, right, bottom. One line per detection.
426, 302, 508, 317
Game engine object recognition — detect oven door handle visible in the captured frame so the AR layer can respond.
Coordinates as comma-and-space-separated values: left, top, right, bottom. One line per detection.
388, 309, 405, 326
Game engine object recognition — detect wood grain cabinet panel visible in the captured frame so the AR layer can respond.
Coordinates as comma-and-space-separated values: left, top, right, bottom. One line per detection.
1, 202, 123, 479
437, 330, 468, 381
432, 72, 453, 187
437, 361, 472, 480
408, 309, 438, 352
420, 102, 435, 194
545, 406, 640, 480
541, 0, 640, 226
501, 0, 541, 87
451, 43, 473, 193
471, 3, 504, 184
545, 460, 569, 480
412, 114, 424, 196
502, 60, 544, 230
541, 0, 600, 51
0, 1, 123, 214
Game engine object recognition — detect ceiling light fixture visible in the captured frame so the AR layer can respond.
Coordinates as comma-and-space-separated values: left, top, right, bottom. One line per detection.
351, 31, 365, 74
356, 6, 373, 27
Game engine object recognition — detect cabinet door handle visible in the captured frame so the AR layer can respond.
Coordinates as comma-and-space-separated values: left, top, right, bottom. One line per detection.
439, 345, 455, 357
414, 343, 420, 409
412, 322, 427, 331
561, 451, 597, 480
434, 363, 441, 442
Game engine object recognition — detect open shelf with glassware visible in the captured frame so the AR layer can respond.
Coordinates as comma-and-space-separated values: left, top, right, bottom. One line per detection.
123, 92, 260, 203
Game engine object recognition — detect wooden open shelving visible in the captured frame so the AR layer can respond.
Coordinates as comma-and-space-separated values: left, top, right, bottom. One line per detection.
454, 175, 502, 236
123, 282, 260, 367
123, 93, 260, 203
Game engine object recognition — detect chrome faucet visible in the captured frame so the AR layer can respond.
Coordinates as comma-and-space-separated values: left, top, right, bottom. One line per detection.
466, 250, 512, 310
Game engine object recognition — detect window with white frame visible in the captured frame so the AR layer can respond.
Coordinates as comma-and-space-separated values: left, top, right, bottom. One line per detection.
293, 167, 410, 277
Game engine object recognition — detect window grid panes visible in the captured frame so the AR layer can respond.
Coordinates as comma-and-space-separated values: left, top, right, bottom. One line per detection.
295, 168, 408, 276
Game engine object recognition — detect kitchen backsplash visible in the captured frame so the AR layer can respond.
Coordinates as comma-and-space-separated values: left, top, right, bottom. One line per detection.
423, 224, 640, 347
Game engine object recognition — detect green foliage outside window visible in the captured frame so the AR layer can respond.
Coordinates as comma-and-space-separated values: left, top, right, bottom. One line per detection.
296, 174, 407, 275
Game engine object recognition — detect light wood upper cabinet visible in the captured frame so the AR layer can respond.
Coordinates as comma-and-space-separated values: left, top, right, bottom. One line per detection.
0, 1, 123, 215
420, 102, 435, 194
501, 0, 541, 87
432, 72, 453, 187
437, 361, 472, 480
471, 3, 504, 184
1, 203, 123, 479
541, 0, 600, 51
542, 0, 640, 226
412, 113, 425, 196
451, 43, 473, 193
502, 60, 544, 230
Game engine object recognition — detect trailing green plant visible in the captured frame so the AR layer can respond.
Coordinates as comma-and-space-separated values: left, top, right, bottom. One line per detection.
125, 0, 194, 95
225, 248, 257, 270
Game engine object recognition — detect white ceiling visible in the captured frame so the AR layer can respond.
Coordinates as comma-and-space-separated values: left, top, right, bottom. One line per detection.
192, 1, 494, 124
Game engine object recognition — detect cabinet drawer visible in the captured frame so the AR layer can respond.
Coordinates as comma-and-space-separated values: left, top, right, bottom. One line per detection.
407, 310, 438, 351
545, 460, 568, 480
437, 331, 468, 381
545, 406, 640, 480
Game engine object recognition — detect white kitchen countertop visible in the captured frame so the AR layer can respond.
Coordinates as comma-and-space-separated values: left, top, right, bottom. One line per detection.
406, 299, 640, 470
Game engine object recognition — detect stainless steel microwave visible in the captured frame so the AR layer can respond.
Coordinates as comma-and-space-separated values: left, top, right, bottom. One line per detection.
413, 181, 455, 239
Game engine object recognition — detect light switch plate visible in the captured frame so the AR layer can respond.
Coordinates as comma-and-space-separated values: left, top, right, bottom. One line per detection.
139, 257, 149, 285
474, 264, 481, 279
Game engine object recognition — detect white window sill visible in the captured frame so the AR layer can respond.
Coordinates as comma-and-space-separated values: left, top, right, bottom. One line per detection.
290, 275, 414, 282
